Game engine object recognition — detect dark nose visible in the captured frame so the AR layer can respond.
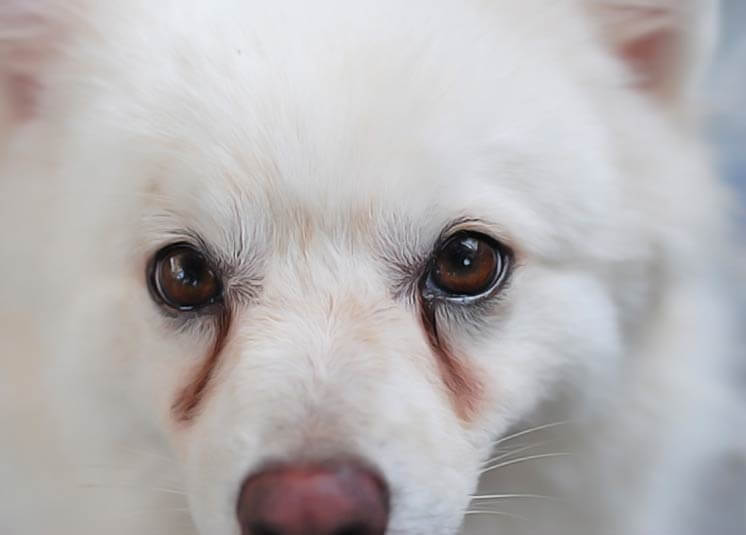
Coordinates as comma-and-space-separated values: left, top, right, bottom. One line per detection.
236, 460, 389, 535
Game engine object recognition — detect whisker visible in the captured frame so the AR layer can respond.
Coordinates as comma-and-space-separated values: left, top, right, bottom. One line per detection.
151, 487, 188, 496
481, 452, 571, 474
117, 447, 181, 466
78, 483, 187, 497
482, 440, 551, 467
469, 493, 559, 502
464, 509, 530, 523
114, 507, 192, 519
493, 420, 573, 447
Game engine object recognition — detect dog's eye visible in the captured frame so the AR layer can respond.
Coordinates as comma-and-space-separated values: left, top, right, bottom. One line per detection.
426, 232, 508, 299
149, 244, 222, 310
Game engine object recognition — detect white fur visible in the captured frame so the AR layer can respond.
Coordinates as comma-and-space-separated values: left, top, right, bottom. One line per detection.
0, 1, 743, 534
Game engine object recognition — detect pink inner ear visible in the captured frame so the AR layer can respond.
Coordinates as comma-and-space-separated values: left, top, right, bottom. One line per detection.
619, 27, 678, 93
0, 8, 60, 124
6, 72, 41, 121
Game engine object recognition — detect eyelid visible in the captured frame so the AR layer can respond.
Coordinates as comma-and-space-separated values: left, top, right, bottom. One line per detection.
437, 218, 514, 252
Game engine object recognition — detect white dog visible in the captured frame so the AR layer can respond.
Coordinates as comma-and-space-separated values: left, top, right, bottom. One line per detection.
1, 1, 743, 534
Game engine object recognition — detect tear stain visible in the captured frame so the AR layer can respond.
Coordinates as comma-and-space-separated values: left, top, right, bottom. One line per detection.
418, 301, 483, 423
172, 308, 232, 423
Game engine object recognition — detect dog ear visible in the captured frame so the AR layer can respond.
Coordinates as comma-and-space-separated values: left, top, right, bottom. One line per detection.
0, 1, 70, 127
586, 0, 718, 111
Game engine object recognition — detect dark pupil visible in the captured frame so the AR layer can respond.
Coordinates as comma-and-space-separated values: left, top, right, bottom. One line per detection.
442, 237, 480, 275
169, 253, 205, 289
433, 235, 498, 295
159, 249, 216, 307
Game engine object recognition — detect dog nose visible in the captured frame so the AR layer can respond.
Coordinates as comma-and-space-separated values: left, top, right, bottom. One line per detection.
236, 460, 389, 535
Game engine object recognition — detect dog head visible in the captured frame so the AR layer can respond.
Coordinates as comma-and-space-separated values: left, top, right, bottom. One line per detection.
0, 1, 724, 534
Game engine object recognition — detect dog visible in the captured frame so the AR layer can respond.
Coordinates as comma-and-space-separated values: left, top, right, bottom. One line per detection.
1, 1, 743, 534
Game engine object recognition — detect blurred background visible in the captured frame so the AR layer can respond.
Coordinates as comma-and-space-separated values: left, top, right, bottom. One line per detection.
711, 0, 746, 220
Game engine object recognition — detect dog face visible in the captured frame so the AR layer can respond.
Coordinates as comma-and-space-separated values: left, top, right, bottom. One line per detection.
0, 1, 721, 534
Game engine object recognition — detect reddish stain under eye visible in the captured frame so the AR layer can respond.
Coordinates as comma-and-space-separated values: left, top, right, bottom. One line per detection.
418, 301, 484, 423
171, 308, 232, 423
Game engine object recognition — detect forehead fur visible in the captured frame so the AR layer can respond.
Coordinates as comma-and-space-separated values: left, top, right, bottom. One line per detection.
30, 0, 715, 276
49, 0, 643, 265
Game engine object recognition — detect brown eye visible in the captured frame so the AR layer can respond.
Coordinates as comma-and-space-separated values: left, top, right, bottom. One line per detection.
150, 244, 222, 310
428, 232, 507, 298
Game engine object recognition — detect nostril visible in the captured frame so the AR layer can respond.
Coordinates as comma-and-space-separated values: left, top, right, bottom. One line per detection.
332, 523, 370, 535
248, 522, 283, 535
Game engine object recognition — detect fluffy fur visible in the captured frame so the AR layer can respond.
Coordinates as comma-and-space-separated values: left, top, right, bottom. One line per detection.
0, 1, 743, 534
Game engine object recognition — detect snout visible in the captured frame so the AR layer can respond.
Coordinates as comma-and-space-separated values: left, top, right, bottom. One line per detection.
236, 459, 390, 535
